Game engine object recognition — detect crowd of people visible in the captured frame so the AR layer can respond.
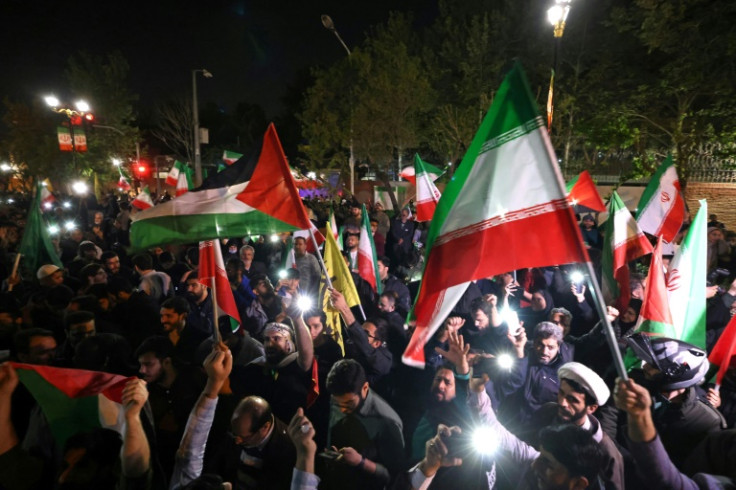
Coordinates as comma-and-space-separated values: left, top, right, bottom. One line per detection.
0, 191, 735, 490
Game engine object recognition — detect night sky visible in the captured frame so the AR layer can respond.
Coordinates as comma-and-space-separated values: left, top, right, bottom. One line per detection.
1, 0, 437, 118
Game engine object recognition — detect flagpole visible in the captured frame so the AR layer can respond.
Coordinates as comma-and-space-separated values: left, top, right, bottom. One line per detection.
210, 279, 222, 344
547, 152, 629, 381
308, 226, 367, 322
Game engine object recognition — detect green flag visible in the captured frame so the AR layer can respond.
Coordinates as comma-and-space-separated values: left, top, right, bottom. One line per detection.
19, 182, 63, 277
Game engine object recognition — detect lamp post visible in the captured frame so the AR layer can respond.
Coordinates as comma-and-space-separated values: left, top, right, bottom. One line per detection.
192, 68, 213, 187
44, 96, 93, 168
545, 0, 572, 133
321, 14, 355, 195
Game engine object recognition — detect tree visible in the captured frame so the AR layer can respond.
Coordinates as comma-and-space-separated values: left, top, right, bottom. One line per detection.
151, 97, 195, 164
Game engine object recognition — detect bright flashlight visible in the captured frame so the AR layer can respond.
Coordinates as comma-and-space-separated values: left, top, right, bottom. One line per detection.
6, 198, 14, 204
472, 426, 499, 456
43, 202, 53, 210
570, 271, 584, 284
48, 224, 60, 235
72, 181, 88, 195
497, 354, 514, 370
270, 234, 279, 243
278, 269, 287, 279
500, 308, 521, 335
64, 220, 76, 231
296, 296, 313, 312
62, 201, 71, 209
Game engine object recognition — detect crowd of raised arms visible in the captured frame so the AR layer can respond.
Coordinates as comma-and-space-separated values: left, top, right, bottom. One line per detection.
1, 192, 736, 490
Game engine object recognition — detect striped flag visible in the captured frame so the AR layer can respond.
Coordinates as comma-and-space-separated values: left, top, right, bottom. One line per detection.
130, 124, 312, 251
709, 314, 736, 386
199, 240, 241, 330
414, 154, 443, 222
400, 159, 444, 185
166, 160, 185, 187
566, 170, 605, 213
601, 191, 653, 311
636, 155, 685, 242
403, 62, 588, 368
176, 164, 194, 196
11, 362, 132, 448
358, 204, 382, 294
667, 200, 707, 348
223, 150, 243, 165
131, 186, 154, 210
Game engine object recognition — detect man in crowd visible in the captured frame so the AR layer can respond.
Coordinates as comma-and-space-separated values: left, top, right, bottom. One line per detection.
323, 358, 405, 490
293, 236, 321, 297
160, 296, 209, 365
376, 256, 411, 317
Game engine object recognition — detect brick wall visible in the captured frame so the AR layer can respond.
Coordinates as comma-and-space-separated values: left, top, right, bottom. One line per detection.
684, 183, 736, 229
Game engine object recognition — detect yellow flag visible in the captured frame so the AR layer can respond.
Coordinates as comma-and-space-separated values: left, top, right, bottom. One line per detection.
321, 222, 361, 354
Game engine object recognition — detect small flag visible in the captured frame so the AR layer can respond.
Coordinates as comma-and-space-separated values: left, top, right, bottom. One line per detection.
132, 186, 154, 210
637, 236, 675, 338
166, 160, 185, 187
57, 127, 73, 152
40, 186, 55, 209
358, 204, 381, 293
601, 192, 653, 311
199, 240, 242, 330
566, 170, 606, 213
636, 155, 685, 243
176, 164, 193, 197
11, 362, 132, 448
414, 154, 443, 222
223, 150, 243, 165
708, 314, 736, 386
400, 159, 445, 185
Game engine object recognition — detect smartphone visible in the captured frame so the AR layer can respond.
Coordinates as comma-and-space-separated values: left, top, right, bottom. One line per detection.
318, 450, 341, 461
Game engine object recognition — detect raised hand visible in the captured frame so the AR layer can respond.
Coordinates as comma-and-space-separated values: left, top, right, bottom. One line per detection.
122, 378, 148, 420
435, 329, 470, 375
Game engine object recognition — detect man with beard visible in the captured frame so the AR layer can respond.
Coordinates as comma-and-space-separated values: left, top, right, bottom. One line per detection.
242, 273, 283, 339
522, 362, 624, 489
322, 359, 404, 490
136, 335, 199, 477
101, 250, 135, 283
160, 296, 209, 365
496, 321, 573, 434
229, 301, 314, 424
184, 273, 215, 336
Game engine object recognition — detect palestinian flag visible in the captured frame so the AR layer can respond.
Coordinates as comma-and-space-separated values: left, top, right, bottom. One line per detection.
637, 236, 676, 337
199, 240, 242, 330
223, 150, 243, 165
636, 155, 685, 243
601, 191, 653, 311
11, 362, 132, 448
131, 186, 154, 210
400, 159, 444, 185
176, 164, 194, 197
358, 204, 382, 294
667, 200, 707, 348
166, 160, 185, 187
130, 124, 312, 250
566, 170, 605, 213
414, 154, 443, 222
403, 62, 589, 368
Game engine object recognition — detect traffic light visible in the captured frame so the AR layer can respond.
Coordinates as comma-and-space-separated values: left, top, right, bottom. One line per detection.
84, 113, 95, 123
134, 161, 150, 179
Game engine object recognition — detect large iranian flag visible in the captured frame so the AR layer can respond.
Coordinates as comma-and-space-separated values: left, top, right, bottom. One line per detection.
636, 155, 685, 243
130, 124, 312, 250
403, 62, 589, 367
667, 200, 707, 348
358, 204, 382, 294
601, 191, 653, 311
414, 154, 443, 222
11, 362, 132, 448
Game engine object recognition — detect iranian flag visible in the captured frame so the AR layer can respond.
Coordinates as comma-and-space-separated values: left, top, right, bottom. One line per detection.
293, 222, 326, 253
11, 362, 132, 447
414, 154, 443, 222
709, 313, 736, 386
166, 160, 185, 186
400, 159, 444, 185
403, 62, 588, 368
636, 155, 685, 242
329, 206, 341, 247
39, 185, 55, 209
358, 204, 382, 294
667, 200, 707, 348
199, 240, 241, 330
176, 164, 194, 197
130, 124, 312, 250
566, 170, 605, 213
223, 150, 243, 165
601, 191, 653, 311
131, 186, 154, 210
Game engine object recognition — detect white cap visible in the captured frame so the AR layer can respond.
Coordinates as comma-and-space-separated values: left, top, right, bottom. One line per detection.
36, 264, 61, 280
558, 362, 610, 406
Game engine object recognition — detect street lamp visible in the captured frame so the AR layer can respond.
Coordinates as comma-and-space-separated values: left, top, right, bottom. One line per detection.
44, 95, 93, 167
192, 68, 213, 187
546, 0, 572, 133
321, 15, 355, 195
